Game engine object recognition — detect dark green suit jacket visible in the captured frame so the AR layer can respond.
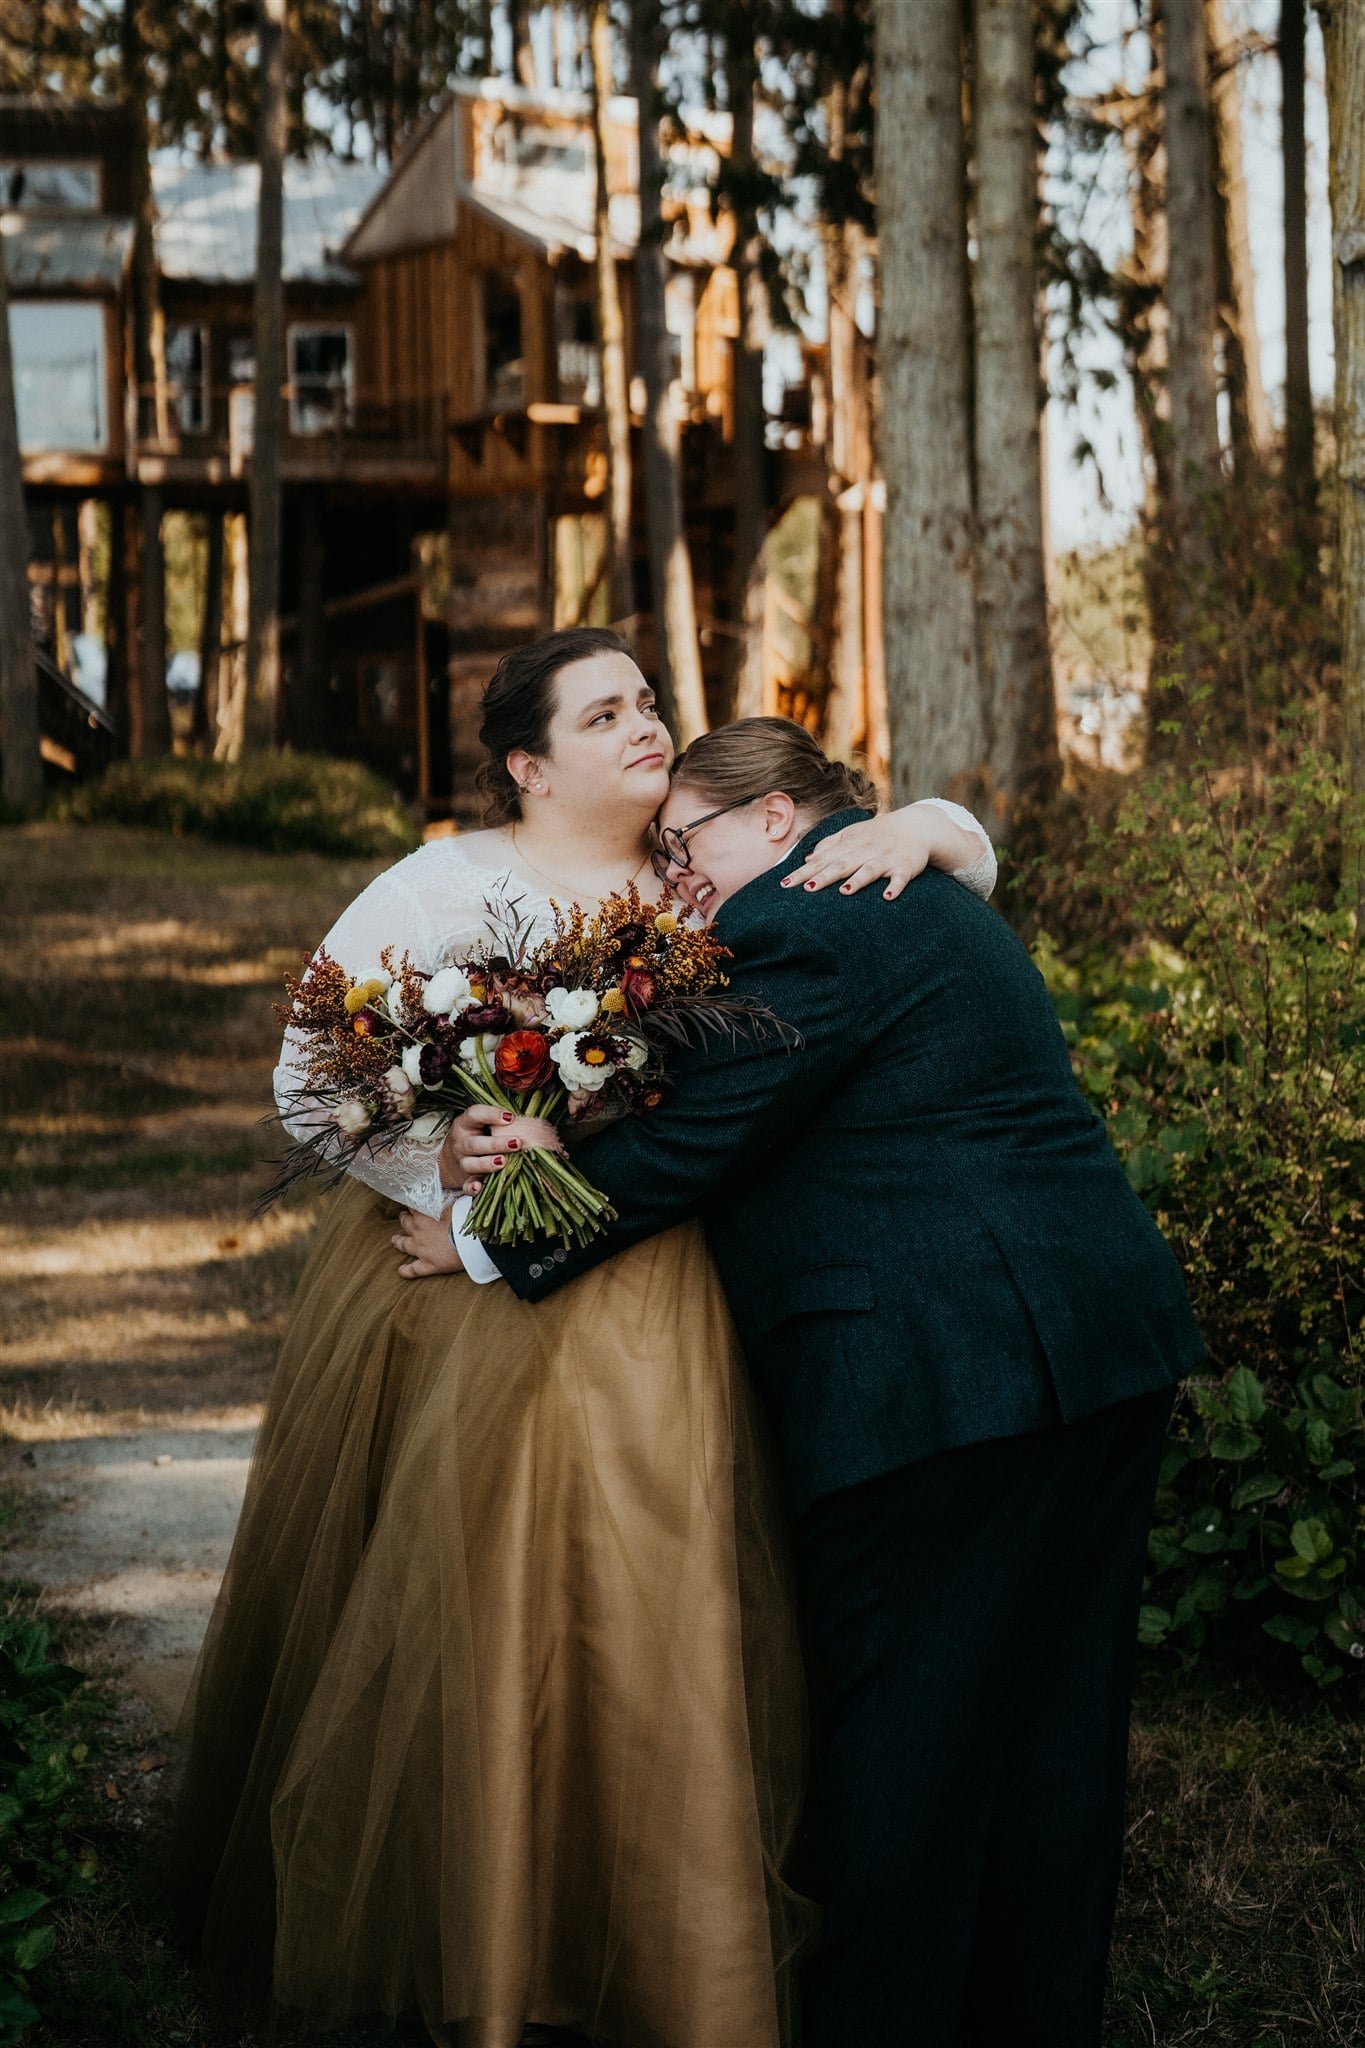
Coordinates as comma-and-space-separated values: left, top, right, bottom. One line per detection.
490, 810, 1205, 1514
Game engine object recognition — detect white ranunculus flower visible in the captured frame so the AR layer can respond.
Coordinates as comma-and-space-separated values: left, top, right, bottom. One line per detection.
424, 966, 474, 1016
459, 1031, 501, 1069
400, 1043, 426, 1089
408, 1111, 444, 1141
383, 1064, 414, 1102
334, 1097, 373, 1136
386, 979, 408, 1024
624, 1039, 648, 1071
547, 986, 599, 1031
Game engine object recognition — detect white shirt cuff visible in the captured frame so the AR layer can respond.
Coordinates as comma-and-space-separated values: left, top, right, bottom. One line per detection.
448, 1196, 503, 1283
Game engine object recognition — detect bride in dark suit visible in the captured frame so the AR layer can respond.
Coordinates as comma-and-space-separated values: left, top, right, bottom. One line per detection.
168, 626, 996, 2048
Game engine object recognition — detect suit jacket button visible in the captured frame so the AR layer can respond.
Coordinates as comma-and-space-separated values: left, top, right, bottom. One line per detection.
530, 1261, 543, 1278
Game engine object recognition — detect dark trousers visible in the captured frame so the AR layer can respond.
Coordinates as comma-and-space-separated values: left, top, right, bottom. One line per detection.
794, 1386, 1174, 2048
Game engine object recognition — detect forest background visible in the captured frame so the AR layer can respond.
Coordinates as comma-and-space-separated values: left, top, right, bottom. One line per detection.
0, 0, 1362, 2042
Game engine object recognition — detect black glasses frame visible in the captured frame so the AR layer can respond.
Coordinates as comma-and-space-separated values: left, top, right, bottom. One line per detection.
650, 795, 761, 882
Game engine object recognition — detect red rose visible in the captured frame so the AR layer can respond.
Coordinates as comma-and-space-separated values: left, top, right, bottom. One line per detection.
494, 1029, 554, 1091
619, 958, 659, 1013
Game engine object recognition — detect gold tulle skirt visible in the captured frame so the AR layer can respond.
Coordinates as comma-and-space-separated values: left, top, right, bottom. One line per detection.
168, 1177, 812, 2046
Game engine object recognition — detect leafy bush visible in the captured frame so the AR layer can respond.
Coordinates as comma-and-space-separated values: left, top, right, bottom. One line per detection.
57, 754, 420, 860
0, 1609, 96, 2042
1034, 739, 1364, 1686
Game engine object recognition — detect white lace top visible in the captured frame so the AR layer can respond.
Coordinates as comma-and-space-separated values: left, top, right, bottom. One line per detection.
273, 800, 998, 1218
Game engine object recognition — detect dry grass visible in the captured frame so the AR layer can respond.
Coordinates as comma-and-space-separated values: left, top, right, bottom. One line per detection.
0, 824, 379, 1431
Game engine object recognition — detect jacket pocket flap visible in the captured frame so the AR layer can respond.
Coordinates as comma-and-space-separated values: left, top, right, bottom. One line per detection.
749, 1262, 875, 1335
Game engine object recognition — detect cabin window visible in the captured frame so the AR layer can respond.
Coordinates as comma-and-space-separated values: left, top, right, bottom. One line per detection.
480, 271, 524, 411
555, 280, 599, 407
0, 161, 100, 212
289, 325, 353, 434
165, 324, 209, 435
9, 300, 106, 452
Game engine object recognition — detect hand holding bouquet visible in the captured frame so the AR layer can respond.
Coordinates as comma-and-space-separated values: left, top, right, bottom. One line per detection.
266, 887, 790, 1248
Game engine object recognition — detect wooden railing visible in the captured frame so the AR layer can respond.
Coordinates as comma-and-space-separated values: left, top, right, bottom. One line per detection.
131, 385, 449, 469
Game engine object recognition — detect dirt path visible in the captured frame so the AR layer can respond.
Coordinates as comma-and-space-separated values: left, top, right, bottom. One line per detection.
0, 823, 381, 1723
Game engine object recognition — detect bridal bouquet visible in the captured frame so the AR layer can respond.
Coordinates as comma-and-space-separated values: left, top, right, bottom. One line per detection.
266, 887, 789, 1248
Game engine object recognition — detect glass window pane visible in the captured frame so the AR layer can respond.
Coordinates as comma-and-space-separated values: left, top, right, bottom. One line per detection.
165, 324, 207, 434
0, 161, 100, 211
289, 325, 351, 434
9, 301, 106, 452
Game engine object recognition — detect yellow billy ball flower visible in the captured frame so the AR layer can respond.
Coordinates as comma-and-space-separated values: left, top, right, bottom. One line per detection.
344, 977, 387, 1014
654, 912, 679, 934
600, 988, 627, 1014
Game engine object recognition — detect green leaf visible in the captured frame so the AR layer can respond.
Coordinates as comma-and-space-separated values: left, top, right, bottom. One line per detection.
1210, 1423, 1261, 1461
1305, 1418, 1335, 1466
0, 1892, 48, 1928
1137, 1605, 1171, 1646
1227, 1367, 1267, 1424
1275, 1556, 1314, 1580
10, 1922, 55, 1973
1319, 1459, 1356, 1482
1291, 1517, 1333, 1564
1231, 1472, 1285, 1509
0, 1983, 40, 2033
1262, 1613, 1319, 1651
1302, 1655, 1343, 1687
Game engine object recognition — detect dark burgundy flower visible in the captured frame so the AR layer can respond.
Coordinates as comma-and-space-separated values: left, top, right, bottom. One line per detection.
494, 1029, 554, 1091
619, 959, 659, 1013
461, 1002, 512, 1033
611, 923, 649, 957
418, 1042, 452, 1084
352, 1005, 390, 1038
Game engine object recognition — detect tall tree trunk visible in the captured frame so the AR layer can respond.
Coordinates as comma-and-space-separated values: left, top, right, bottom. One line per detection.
1282, 0, 1315, 529
974, 0, 1057, 818
725, 34, 769, 718
1318, 0, 1365, 907
1207, 0, 1272, 470
820, 64, 869, 763
588, 0, 634, 624
511, 0, 537, 87
628, 0, 707, 741
216, 511, 250, 760
244, 0, 287, 752
133, 484, 171, 756
0, 214, 42, 815
123, 0, 172, 751
876, 0, 985, 800
1164, 0, 1224, 543
193, 510, 225, 752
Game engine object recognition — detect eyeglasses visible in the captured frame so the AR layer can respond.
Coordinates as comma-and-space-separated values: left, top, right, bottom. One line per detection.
650, 795, 761, 882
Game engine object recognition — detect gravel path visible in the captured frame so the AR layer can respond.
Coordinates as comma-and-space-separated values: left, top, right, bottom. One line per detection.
3, 1422, 256, 1728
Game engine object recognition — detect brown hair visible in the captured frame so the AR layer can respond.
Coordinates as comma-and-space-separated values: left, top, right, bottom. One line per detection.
476, 626, 637, 823
670, 716, 878, 821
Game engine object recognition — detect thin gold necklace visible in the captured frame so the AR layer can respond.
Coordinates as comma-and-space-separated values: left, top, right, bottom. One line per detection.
509, 826, 652, 903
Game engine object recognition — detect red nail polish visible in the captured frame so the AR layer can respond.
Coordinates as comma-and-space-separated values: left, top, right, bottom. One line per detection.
501, 1111, 514, 1123
493, 1155, 504, 1167
507, 1138, 521, 1150
805, 880, 817, 890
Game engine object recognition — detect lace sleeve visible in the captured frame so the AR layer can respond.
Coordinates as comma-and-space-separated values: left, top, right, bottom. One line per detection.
914, 798, 998, 900
272, 845, 499, 1219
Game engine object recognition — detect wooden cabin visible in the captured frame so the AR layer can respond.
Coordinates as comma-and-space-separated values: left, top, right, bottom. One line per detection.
4, 84, 768, 813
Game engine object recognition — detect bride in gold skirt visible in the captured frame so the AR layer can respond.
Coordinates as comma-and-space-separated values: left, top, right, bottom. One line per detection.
168, 628, 996, 2047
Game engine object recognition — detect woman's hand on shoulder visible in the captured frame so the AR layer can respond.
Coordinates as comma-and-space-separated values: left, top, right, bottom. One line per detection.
781, 800, 989, 901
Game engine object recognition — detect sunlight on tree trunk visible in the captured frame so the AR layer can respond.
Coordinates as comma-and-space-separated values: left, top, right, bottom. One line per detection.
726, 33, 770, 720
1282, 0, 1316, 543
1207, 0, 1272, 469
589, 0, 634, 626
876, 0, 985, 801
244, 0, 286, 752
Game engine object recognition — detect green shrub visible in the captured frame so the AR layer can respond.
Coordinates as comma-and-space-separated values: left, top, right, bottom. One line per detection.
0, 1609, 96, 2043
1034, 739, 1364, 1686
57, 754, 420, 860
